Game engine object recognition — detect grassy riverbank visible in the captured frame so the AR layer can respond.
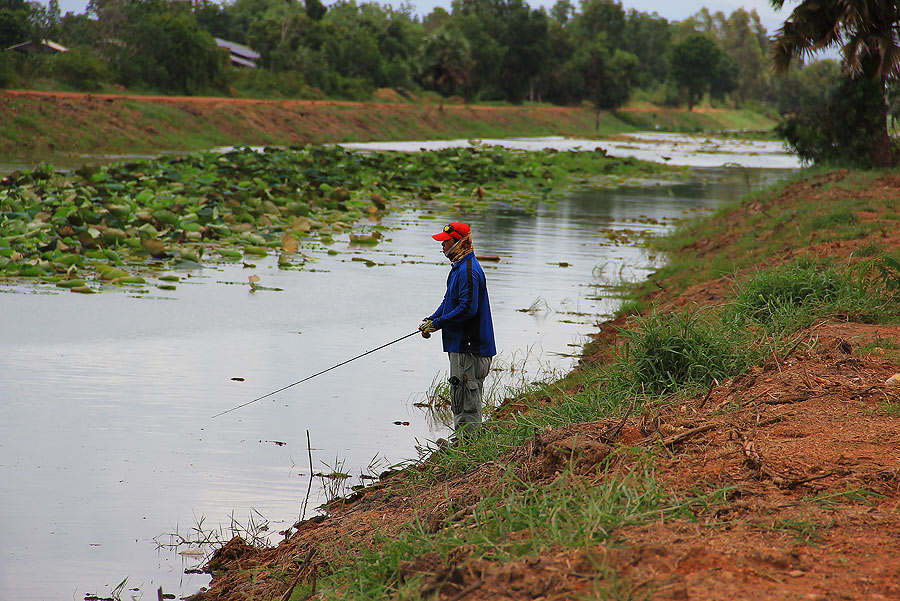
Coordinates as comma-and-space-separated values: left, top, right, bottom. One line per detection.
194, 166, 900, 601
0, 91, 776, 161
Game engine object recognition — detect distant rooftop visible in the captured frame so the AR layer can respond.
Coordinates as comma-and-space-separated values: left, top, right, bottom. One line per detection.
5, 39, 69, 53
214, 38, 260, 65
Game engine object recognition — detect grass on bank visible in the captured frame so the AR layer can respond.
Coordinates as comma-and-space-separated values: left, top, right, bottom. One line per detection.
632, 167, 900, 308
283, 168, 900, 599
0, 92, 778, 159
307, 459, 733, 601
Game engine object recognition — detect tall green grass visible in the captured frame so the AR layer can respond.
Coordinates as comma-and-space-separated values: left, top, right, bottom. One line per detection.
307, 455, 732, 601
616, 309, 759, 395
727, 258, 893, 333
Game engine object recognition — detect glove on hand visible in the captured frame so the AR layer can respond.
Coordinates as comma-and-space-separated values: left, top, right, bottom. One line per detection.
419, 318, 436, 338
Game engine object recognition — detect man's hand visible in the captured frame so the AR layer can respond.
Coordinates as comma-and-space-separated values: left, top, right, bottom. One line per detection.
419, 318, 436, 338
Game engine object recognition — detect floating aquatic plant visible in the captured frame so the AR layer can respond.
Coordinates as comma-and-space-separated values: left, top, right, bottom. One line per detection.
0, 144, 672, 292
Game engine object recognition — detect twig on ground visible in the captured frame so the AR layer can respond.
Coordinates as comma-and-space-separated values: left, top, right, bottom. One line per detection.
659, 423, 717, 446
301, 430, 313, 522
697, 378, 719, 411
447, 580, 484, 601
280, 548, 317, 601
600, 397, 637, 443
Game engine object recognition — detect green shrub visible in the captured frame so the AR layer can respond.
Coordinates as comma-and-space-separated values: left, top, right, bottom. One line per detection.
51, 49, 111, 91
0, 53, 18, 88
616, 309, 757, 395
776, 72, 893, 169
729, 259, 882, 332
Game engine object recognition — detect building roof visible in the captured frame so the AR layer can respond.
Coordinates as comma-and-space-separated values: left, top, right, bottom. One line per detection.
214, 38, 260, 61
230, 55, 257, 69
5, 39, 69, 53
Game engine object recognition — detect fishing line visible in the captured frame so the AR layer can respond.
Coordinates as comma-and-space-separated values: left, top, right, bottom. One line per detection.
211, 330, 420, 419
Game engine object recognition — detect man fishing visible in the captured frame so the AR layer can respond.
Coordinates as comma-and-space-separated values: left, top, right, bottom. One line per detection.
419, 222, 496, 433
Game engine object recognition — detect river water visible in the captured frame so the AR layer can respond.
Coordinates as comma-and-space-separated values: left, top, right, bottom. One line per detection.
0, 137, 797, 600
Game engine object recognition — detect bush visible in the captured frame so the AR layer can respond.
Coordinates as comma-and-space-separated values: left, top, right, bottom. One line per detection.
51, 49, 110, 91
617, 309, 757, 395
228, 67, 313, 99
728, 259, 879, 332
776, 72, 894, 168
0, 53, 17, 88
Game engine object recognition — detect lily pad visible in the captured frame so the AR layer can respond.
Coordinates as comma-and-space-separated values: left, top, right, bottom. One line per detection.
56, 279, 85, 288
217, 248, 242, 260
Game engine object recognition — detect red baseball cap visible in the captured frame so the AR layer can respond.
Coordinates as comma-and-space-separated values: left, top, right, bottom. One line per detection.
432, 222, 471, 241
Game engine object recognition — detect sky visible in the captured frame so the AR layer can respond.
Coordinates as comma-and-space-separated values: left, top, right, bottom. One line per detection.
47, 0, 790, 35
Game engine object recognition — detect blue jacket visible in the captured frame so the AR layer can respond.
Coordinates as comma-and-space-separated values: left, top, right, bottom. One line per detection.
429, 254, 496, 357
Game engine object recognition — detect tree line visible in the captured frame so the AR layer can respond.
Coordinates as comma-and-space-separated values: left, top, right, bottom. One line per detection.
0, 0, 825, 112
4, 0, 898, 168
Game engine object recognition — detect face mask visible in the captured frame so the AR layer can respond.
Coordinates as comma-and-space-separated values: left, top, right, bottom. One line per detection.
443, 238, 462, 258
443, 234, 473, 262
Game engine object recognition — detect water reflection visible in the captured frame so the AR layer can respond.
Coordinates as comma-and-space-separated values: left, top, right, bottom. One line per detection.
0, 167, 793, 600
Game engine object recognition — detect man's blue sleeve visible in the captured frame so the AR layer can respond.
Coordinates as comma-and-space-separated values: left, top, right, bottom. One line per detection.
433, 265, 479, 329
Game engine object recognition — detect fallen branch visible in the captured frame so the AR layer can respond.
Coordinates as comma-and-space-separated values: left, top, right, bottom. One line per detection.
755, 414, 788, 428
762, 395, 810, 405
447, 580, 484, 601
696, 378, 719, 411
280, 548, 316, 601
781, 471, 834, 489
659, 423, 716, 446
600, 397, 637, 443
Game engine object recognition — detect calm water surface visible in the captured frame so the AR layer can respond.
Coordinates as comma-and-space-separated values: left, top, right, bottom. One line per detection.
0, 162, 793, 599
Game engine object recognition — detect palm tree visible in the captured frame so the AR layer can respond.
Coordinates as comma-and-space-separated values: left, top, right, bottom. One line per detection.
770, 0, 900, 167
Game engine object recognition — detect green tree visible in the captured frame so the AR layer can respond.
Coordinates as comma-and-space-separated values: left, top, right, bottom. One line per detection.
451, 0, 549, 103
304, 0, 325, 21
533, 6, 577, 104
550, 0, 574, 25
499, 0, 548, 102
58, 11, 99, 47
573, 40, 637, 114
621, 9, 670, 87
194, 0, 238, 41
0, 0, 32, 47
91, 0, 225, 94
720, 9, 770, 104
572, 0, 625, 50
770, 0, 900, 167
777, 70, 885, 167
422, 7, 450, 33
419, 28, 472, 97
217, 0, 286, 45
669, 34, 722, 110
773, 59, 840, 114
710, 52, 738, 103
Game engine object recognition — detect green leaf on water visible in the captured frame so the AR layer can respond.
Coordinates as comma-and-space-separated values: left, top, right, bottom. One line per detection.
56, 279, 85, 288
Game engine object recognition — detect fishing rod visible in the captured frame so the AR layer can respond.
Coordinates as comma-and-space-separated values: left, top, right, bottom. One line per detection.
211, 330, 421, 419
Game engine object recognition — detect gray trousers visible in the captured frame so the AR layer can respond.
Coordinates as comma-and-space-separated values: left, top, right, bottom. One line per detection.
448, 352, 492, 432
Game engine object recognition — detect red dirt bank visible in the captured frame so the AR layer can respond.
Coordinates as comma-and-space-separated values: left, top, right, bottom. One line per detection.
0, 90, 760, 162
